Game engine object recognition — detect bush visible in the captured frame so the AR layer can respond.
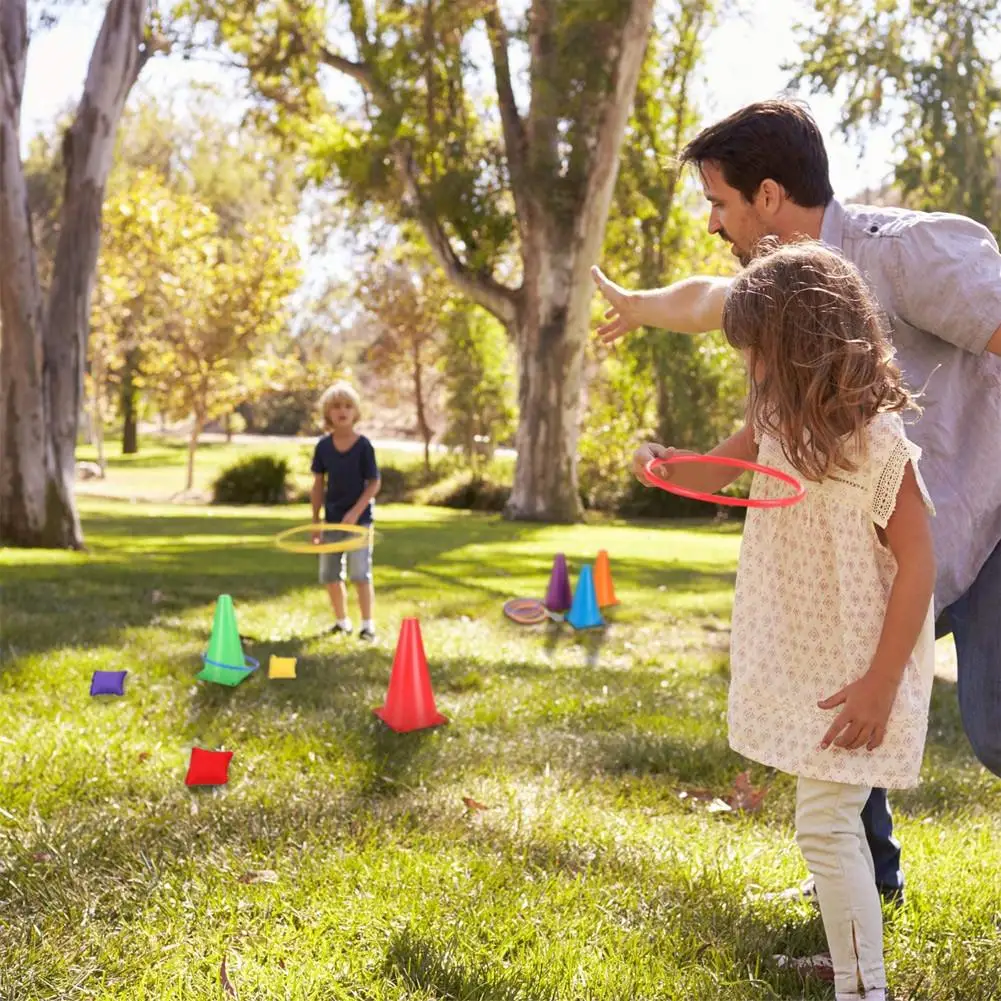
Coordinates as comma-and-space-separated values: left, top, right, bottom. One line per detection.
238, 390, 317, 436
418, 471, 511, 512
376, 465, 409, 503
616, 473, 748, 520
212, 454, 290, 505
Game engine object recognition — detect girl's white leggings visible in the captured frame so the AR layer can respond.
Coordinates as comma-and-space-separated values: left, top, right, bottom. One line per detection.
795, 776, 886, 998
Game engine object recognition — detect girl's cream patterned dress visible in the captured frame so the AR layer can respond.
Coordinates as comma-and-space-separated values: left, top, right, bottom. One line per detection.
728, 411, 936, 789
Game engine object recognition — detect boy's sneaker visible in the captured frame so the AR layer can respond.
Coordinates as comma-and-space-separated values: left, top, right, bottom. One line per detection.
359, 627, 376, 642
330, 622, 353, 635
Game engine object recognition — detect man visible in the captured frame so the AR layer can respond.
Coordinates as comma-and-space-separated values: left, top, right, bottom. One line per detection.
593, 100, 1001, 905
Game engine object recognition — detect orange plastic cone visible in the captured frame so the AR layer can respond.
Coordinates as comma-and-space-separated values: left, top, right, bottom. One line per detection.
594, 549, 619, 608
374, 619, 448, 733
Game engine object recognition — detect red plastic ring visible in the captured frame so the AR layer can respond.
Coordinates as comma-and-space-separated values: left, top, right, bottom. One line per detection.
644, 454, 806, 509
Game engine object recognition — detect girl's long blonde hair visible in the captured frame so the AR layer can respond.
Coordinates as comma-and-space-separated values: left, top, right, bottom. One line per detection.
722, 239, 918, 481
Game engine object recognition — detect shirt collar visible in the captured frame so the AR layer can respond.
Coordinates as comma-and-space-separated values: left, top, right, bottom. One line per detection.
819, 198, 845, 251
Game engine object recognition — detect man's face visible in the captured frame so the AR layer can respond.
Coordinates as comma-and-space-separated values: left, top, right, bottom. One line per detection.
700, 162, 773, 265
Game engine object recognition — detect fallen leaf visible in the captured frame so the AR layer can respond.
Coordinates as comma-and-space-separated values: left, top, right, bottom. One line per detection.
462, 797, 490, 812
238, 869, 279, 885
221, 956, 238, 998
137, 751, 151, 763
678, 787, 715, 802
30, 852, 53, 863
706, 798, 733, 814
725, 770, 769, 813
772, 953, 834, 981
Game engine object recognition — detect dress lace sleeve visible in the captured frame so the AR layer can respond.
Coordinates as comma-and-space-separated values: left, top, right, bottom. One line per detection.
869, 413, 935, 528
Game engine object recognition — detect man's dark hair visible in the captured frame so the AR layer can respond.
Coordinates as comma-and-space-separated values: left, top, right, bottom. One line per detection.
681, 100, 834, 208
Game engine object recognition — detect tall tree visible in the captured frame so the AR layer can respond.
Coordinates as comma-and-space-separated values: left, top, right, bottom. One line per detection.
362, 256, 449, 472
0, 0, 160, 547
601, 0, 740, 452
185, 0, 656, 521
96, 168, 300, 491
791, 1, 1001, 228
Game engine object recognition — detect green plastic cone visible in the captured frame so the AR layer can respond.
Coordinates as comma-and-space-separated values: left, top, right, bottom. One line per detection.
197, 595, 254, 687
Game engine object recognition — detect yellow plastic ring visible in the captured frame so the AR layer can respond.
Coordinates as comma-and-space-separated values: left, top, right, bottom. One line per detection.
274, 523, 373, 554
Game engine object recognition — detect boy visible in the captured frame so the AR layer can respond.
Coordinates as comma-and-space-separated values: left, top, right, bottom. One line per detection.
311, 382, 381, 640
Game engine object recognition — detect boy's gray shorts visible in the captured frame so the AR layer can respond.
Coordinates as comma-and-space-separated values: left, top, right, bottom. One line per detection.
318, 527, 374, 584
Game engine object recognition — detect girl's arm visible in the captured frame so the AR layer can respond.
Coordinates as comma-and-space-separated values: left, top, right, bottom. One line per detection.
593, 267, 732, 343
818, 464, 936, 751
633, 424, 758, 494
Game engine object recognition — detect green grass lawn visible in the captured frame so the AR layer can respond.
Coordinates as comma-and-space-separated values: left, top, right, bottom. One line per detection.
1, 500, 999, 1000
75, 438, 427, 502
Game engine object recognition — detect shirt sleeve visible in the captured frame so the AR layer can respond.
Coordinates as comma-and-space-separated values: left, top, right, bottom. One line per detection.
893, 213, 1001, 355
361, 438, 379, 481
310, 440, 325, 475
869, 413, 935, 528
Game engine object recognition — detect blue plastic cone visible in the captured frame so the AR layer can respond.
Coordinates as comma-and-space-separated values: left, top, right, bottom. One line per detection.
567, 565, 604, 630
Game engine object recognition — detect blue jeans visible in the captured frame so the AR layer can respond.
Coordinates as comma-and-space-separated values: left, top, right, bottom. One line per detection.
864, 537, 1001, 889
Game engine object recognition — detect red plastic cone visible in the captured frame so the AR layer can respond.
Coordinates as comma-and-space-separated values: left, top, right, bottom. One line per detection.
594, 550, 619, 608
374, 618, 448, 733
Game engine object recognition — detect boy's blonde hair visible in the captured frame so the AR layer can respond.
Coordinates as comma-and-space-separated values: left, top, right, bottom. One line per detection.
722, 238, 918, 481
319, 381, 362, 429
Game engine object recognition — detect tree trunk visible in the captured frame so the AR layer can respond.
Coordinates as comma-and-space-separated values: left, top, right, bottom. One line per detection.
504, 0, 655, 521
91, 358, 106, 476
0, 0, 150, 547
121, 346, 139, 454
505, 244, 586, 521
413, 350, 432, 473
186, 412, 203, 493
223, 411, 232, 444
0, 0, 76, 546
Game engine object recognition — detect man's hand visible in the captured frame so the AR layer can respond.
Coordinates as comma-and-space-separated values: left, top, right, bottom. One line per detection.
818, 672, 899, 752
592, 266, 644, 345
632, 443, 675, 486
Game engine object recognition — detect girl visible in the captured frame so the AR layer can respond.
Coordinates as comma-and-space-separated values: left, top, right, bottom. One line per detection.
635, 240, 936, 1001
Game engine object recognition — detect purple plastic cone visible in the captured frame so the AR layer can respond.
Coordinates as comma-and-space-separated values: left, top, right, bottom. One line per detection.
544, 553, 573, 613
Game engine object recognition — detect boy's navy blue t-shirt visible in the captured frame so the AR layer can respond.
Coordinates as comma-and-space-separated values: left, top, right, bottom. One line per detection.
311, 434, 379, 525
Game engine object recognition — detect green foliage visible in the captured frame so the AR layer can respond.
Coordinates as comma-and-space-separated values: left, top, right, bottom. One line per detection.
578, 348, 655, 512
211, 453, 290, 504
441, 306, 517, 465
417, 471, 511, 512
373, 464, 409, 503
587, 0, 745, 484
792, 1, 1001, 228
362, 243, 451, 457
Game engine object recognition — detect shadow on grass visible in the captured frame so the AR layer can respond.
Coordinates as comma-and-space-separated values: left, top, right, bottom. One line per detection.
385, 927, 554, 1001
0, 508, 734, 666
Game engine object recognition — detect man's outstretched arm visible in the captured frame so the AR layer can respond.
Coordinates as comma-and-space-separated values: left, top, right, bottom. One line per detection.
591, 266, 732, 343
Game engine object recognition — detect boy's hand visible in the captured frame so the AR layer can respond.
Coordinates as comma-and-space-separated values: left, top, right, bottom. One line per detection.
818, 672, 899, 752
592, 266, 643, 345
311, 525, 322, 545
341, 509, 360, 526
